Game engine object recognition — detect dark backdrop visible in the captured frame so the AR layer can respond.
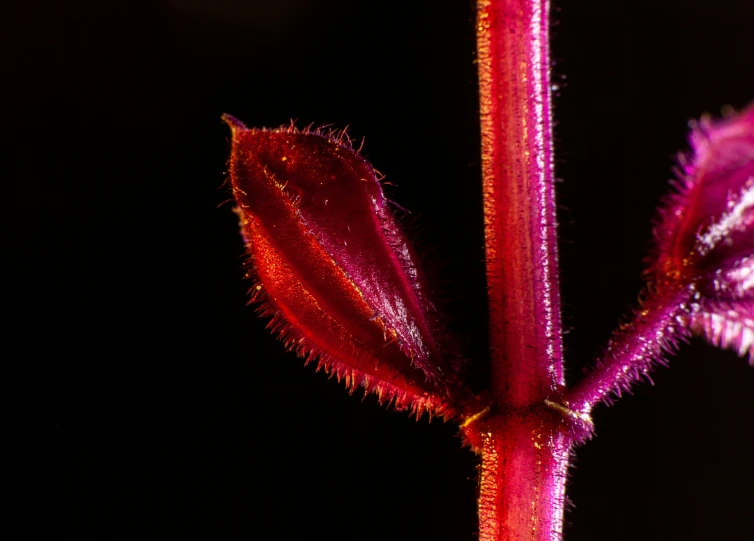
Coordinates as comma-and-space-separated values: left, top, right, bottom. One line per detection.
7, 1, 753, 540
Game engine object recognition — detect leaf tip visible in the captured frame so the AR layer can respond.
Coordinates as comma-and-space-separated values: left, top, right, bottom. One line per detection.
221, 113, 248, 138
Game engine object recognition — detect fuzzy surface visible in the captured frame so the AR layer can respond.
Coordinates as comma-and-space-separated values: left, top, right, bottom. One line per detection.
224, 115, 470, 418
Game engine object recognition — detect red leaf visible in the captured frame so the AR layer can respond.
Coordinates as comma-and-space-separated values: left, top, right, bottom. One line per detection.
224, 116, 468, 417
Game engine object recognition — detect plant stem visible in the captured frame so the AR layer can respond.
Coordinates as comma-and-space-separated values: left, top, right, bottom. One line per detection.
476, 0, 563, 405
566, 287, 693, 415
474, 0, 572, 540
465, 408, 574, 541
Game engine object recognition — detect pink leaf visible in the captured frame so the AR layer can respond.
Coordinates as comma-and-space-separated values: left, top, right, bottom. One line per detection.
652, 103, 754, 363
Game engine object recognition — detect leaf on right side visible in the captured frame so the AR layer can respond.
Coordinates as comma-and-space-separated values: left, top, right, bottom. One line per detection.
651, 103, 754, 364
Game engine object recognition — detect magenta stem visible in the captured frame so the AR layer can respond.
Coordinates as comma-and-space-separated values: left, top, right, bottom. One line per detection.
566, 287, 693, 414
477, 0, 564, 407
473, 0, 574, 540
464, 408, 575, 541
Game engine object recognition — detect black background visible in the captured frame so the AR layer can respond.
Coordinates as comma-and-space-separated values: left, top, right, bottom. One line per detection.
7, 0, 754, 540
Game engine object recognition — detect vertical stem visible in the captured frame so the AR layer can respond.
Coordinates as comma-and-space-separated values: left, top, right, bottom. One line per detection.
469, 411, 571, 541
477, 0, 563, 406
473, 1, 571, 540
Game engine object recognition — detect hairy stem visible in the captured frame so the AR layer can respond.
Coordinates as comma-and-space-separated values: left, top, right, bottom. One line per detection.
477, 0, 563, 406
465, 409, 573, 541
475, 0, 569, 539
566, 286, 693, 415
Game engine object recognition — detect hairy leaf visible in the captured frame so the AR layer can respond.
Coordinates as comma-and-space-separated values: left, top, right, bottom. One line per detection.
224, 115, 468, 417
652, 104, 754, 363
